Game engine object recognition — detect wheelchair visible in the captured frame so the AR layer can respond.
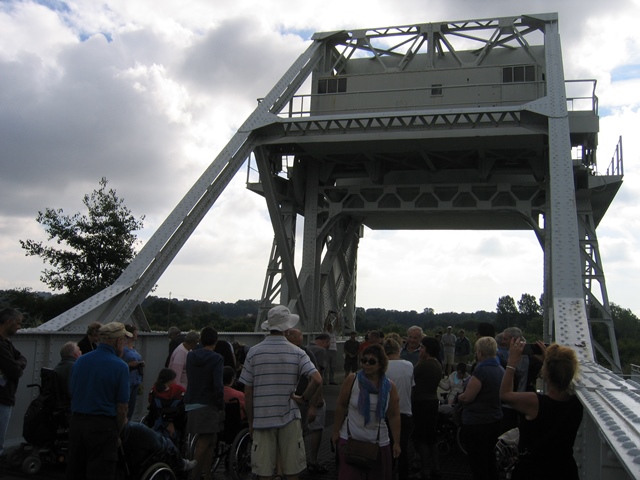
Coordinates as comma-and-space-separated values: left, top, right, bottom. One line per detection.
7, 367, 70, 474
118, 421, 195, 480
186, 400, 253, 480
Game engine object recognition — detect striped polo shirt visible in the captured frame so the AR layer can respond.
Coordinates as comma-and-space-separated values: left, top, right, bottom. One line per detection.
239, 335, 318, 429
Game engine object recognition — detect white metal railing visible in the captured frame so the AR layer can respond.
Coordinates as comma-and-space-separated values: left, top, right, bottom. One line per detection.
276, 79, 598, 119
607, 136, 624, 176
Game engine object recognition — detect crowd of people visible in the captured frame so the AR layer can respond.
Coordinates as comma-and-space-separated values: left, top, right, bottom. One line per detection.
0, 305, 585, 480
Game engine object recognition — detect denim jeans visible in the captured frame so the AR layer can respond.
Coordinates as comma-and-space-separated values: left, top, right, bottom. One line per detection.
0, 404, 13, 455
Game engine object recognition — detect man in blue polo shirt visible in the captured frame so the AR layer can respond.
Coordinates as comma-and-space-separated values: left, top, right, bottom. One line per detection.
66, 321, 131, 480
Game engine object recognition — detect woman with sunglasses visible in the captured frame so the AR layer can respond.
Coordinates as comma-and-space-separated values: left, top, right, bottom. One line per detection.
331, 344, 401, 480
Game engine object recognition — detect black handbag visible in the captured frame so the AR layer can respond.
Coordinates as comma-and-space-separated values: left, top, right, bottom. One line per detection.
343, 436, 380, 468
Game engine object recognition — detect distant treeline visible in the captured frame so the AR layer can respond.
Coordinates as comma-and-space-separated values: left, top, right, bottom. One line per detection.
2, 289, 639, 373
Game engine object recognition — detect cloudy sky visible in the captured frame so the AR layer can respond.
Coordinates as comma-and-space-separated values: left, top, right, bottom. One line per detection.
1, 0, 639, 316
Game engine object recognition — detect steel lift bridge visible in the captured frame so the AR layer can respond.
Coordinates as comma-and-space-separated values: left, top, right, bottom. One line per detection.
38, 12, 639, 478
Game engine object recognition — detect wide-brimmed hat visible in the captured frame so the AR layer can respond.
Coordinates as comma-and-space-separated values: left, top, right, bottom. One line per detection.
99, 322, 133, 339
261, 305, 299, 332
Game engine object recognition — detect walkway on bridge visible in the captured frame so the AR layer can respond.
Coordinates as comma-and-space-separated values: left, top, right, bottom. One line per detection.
0, 375, 473, 480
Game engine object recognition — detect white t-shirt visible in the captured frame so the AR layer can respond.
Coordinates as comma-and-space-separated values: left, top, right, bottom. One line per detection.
386, 359, 414, 415
169, 343, 189, 388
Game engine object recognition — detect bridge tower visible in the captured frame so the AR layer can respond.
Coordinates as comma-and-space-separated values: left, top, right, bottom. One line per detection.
39, 13, 622, 371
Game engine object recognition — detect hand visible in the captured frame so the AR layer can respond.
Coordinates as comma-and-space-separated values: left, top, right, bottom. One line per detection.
307, 406, 317, 423
331, 431, 340, 447
509, 337, 525, 364
290, 393, 306, 405
392, 443, 401, 459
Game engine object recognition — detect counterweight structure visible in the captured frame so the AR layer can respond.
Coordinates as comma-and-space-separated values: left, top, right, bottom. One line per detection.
38, 14, 640, 477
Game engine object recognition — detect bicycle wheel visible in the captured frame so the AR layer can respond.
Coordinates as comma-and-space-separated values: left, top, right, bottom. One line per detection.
228, 428, 253, 480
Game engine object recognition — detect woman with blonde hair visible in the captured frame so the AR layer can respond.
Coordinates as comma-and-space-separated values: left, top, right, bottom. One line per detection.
457, 336, 504, 480
500, 341, 583, 480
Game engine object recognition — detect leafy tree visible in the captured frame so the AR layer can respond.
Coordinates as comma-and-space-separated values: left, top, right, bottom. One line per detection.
19, 178, 144, 302
518, 293, 540, 318
496, 295, 518, 331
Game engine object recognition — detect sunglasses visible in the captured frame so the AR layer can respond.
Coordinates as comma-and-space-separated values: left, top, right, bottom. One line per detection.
361, 357, 378, 366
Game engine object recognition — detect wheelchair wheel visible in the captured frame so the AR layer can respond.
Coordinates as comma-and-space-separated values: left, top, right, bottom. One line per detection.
187, 433, 221, 473
229, 427, 252, 480
21, 455, 42, 475
456, 426, 468, 455
139, 462, 177, 480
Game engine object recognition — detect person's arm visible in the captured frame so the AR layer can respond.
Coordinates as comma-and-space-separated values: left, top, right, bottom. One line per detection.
457, 376, 481, 404
292, 370, 322, 406
386, 382, 402, 459
306, 377, 325, 423
500, 338, 540, 419
0, 344, 26, 381
117, 403, 128, 433
439, 376, 451, 391
244, 385, 254, 437
331, 373, 355, 445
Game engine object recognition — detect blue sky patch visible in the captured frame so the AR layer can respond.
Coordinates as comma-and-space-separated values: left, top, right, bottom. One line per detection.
35, 0, 70, 13
610, 64, 640, 82
279, 26, 315, 41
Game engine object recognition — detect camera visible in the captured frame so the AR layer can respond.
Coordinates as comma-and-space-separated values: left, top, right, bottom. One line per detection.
522, 343, 547, 355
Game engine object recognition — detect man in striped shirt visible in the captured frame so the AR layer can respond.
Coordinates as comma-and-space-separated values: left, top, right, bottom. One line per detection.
239, 306, 322, 480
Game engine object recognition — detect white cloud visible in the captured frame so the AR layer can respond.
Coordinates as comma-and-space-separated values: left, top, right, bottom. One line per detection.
2, 0, 640, 318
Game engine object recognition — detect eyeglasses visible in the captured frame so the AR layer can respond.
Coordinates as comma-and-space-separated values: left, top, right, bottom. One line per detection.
361, 357, 378, 366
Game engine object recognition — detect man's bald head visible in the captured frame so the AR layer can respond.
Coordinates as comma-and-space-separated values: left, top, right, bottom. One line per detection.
286, 328, 303, 347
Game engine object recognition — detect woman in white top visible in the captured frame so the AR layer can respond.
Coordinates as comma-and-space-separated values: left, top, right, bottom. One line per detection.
331, 344, 401, 480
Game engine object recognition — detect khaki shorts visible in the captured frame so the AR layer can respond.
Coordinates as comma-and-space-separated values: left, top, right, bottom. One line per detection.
251, 419, 306, 476
186, 405, 224, 435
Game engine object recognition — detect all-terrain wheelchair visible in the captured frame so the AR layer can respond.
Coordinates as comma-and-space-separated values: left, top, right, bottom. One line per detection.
7, 367, 70, 474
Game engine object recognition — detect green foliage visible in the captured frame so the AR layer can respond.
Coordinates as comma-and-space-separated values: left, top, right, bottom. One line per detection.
518, 293, 540, 319
141, 297, 260, 332
19, 178, 144, 302
496, 295, 518, 331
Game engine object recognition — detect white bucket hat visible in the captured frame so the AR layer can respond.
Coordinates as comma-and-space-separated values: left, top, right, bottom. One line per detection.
261, 305, 300, 332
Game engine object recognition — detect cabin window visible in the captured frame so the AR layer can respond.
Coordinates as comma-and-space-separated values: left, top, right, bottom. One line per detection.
431, 84, 443, 96
317, 77, 348, 94
503, 65, 536, 83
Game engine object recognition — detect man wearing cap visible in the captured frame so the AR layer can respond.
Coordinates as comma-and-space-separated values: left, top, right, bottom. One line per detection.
441, 326, 457, 376
66, 321, 132, 480
239, 305, 322, 480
